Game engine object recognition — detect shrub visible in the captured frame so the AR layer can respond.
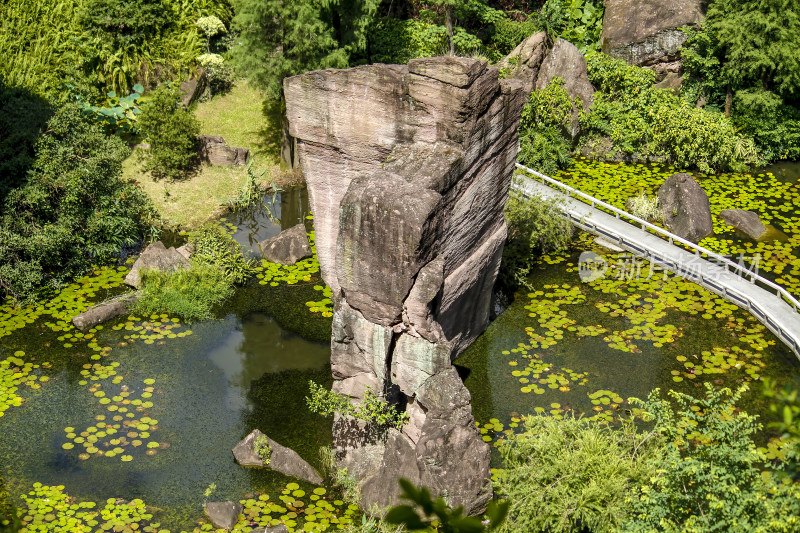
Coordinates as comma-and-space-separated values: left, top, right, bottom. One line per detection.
623, 384, 800, 532
132, 262, 233, 320
188, 224, 256, 284
136, 84, 201, 181
580, 52, 762, 173
501, 190, 573, 290
306, 380, 408, 430
0, 104, 155, 301
197, 53, 234, 97
626, 191, 662, 222
517, 78, 578, 175
494, 415, 662, 533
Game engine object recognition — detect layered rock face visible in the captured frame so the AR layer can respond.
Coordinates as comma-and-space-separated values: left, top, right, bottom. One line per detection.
285, 57, 525, 513
601, 0, 705, 80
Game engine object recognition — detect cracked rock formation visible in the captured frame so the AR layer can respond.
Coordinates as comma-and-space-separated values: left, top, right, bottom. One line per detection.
285, 56, 525, 513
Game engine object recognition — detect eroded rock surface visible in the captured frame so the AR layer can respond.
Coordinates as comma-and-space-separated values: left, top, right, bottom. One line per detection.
285, 56, 524, 513
658, 173, 713, 243
602, 0, 705, 79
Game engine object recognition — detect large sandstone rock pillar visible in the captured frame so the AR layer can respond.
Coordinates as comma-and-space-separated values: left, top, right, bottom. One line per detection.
285, 57, 525, 514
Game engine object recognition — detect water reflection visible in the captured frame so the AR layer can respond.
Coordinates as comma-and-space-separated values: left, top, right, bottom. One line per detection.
206, 313, 330, 410
229, 188, 311, 256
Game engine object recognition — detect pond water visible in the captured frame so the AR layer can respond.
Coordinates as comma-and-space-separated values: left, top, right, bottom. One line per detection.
2, 162, 800, 531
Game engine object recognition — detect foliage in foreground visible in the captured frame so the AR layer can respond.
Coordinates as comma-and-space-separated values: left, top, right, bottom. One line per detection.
494, 415, 661, 533
0, 104, 155, 302
386, 478, 508, 533
501, 190, 572, 290
136, 84, 201, 181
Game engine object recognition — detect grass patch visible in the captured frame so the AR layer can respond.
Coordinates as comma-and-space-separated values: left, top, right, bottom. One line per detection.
125, 80, 303, 230
132, 263, 233, 321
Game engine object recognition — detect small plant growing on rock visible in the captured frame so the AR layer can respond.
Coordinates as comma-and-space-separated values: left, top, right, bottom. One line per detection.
253, 434, 272, 465
306, 381, 409, 430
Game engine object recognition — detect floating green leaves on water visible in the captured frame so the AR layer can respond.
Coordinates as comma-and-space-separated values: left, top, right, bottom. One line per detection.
305, 285, 333, 318
0, 265, 129, 339
554, 159, 800, 299
61, 379, 164, 462
17, 483, 160, 533
0, 354, 49, 417
111, 316, 193, 344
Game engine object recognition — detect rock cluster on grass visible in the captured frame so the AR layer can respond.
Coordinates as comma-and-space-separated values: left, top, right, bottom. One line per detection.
285, 55, 526, 513
258, 224, 312, 265
198, 135, 250, 166
232, 429, 323, 485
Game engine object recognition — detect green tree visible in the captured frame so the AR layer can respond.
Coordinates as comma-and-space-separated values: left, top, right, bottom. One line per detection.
231, 0, 380, 168
136, 84, 201, 181
0, 104, 155, 301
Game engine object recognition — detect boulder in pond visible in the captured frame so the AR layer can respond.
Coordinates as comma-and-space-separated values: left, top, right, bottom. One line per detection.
719, 209, 768, 240
232, 429, 323, 485
204, 501, 242, 531
258, 224, 312, 265
72, 293, 139, 331
657, 173, 713, 243
124, 241, 190, 289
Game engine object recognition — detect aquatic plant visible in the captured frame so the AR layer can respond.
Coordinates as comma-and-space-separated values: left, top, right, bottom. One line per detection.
0, 354, 49, 418
625, 190, 662, 222
133, 263, 234, 321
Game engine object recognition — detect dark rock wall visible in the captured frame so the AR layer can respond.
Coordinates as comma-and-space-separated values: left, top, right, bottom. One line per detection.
285, 56, 525, 513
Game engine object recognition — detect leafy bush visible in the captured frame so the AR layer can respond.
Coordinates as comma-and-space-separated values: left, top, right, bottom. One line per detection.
534, 0, 604, 51
132, 262, 233, 320
137, 84, 201, 181
488, 16, 538, 56
626, 191, 662, 222
188, 224, 256, 284
306, 380, 409, 430
386, 478, 508, 532
501, 190, 572, 290
581, 52, 761, 173
72, 84, 145, 137
197, 53, 234, 97
494, 415, 661, 533
623, 384, 800, 532
0, 104, 155, 301
517, 77, 579, 175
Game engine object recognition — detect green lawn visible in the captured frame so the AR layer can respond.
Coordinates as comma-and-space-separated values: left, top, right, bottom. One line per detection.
124, 80, 302, 230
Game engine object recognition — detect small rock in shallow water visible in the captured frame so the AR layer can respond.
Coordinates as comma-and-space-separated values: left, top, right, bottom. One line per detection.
204, 501, 243, 531
232, 429, 323, 485
258, 224, 312, 265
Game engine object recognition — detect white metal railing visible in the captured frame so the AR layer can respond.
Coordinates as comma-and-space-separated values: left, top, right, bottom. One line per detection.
514, 163, 800, 314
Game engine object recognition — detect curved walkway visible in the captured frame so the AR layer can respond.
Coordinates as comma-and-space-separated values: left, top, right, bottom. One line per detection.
513, 163, 800, 360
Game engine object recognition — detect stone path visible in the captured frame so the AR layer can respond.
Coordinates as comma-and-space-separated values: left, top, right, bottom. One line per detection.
514, 164, 800, 360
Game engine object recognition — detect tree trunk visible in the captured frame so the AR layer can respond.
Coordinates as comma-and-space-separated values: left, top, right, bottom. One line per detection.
725, 86, 732, 118
445, 6, 454, 56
